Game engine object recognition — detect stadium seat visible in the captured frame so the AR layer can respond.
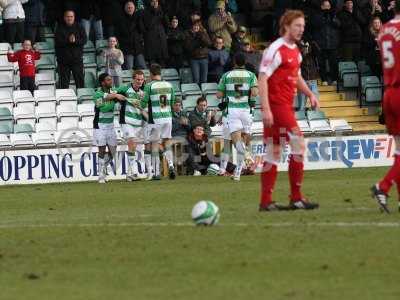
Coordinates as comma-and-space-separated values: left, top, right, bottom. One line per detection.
0, 55, 15, 72
36, 55, 56, 71
75, 128, 93, 145
357, 61, 372, 77
0, 43, 11, 55
34, 89, 56, 106
56, 89, 78, 104
121, 70, 133, 84
329, 119, 353, 132
0, 133, 11, 148
36, 121, 57, 133
181, 83, 201, 97
83, 41, 95, 53
96, 54, 106, 70
140, 69, 151, 81
201, 83, 218, 95
0, 90, 13, 111
10, 133, 34, 148
78, 103, 94, 118
14, 123, 34, 133
36, 102, 57, 121
56, 121, 80, 145
0, 123, 12, 134
361, 76, 382, 105
337, 61, 359, 91
0, 72, 14, 94
35, 72, 56, 90
34, 41, 55, 55
43, 27, 54, 38
84, 69, 97, 88
205, 94, 220, 108
32, 132, 56, 147
95, 39, 108, 52
179, 68, 193, 84
13, 105, 36, 127
183, 96, 198, 110
0, 106, 12, 120
13, 90, 35, 105
307, 110, 331, 133
57, 102, 79, 123
77, 88, 95, 104
79, 119, 93, 129
83, 54, 97, 70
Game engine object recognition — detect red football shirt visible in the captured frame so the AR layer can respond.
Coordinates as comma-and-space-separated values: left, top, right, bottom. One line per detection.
378, 18, 400, 88
7, 50, 41, 77
259, 37, 302, 107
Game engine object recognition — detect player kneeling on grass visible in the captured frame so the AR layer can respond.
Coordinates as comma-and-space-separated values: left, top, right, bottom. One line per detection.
117, 70, 148, 182
93, 73, 127, 184
258, 10, 320, 211
371, 0, 400, 213
216, 53, 258, 181
141, 64, 176, 180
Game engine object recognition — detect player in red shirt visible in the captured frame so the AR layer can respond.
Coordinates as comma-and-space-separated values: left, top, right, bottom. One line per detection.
371, 0, 400, 213
7, 40, 41, 94
258, 10, 320, 211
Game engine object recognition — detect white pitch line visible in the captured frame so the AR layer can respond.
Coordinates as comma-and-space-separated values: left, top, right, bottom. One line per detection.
0, 221, 400, 229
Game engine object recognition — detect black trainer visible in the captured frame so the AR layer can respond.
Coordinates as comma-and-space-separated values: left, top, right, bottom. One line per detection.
168, 166, 176, 180
289, 200, 319, 210
259, 202, 289, 212
152, 175, 161, 181
371, 184, 390, 214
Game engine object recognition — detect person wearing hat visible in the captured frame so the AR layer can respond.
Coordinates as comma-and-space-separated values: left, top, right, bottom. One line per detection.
231, 25, 248, 55
239, 38, 262, 75
208, 0, 237, 49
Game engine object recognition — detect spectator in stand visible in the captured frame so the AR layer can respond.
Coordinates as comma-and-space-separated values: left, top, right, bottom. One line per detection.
23, 0, 45, 43
100, 0, 124, 38
310, 0, 340, 85
81, 0, 103, 41
103, 37, 124, 87
185, 20, 212, 85
115, 1, 146, 70
164, 0, 202, 30
1, 0, 28, 45
142, 0, 169, 66
208, 0, 238, 14
188, 96, 217, 136
135, 0, 145, 11
190, 11, 204, 28
167, 16, 185, 70
363, 16, 382, 77
55, 10, 87, 89
230, 26, 247, 55
208, 1, 237, 49
297, 39, 320, 111
172, 100, 190, 138
208, 36, 230, 82
381, 0, 396, 21
338, 0, 366, 61
360, 0, 385, 22
7, 39, 40, 94
240, 38, 262, 75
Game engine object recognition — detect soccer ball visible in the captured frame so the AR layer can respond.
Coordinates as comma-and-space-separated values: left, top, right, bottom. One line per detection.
191, 201, 220, 226
207, 164, 220, 176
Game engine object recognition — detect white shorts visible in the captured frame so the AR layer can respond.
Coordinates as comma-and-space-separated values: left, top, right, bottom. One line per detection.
222, 117, 231, 140
227, 110, 252, 134
93, 128, 118, 147
122, 124, 144, 143
144, 122, 172, 143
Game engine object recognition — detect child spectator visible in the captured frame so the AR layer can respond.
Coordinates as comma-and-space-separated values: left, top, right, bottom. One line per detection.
7, 39, 40, 94
102, 36, 124, 87
167, 16, 185, 70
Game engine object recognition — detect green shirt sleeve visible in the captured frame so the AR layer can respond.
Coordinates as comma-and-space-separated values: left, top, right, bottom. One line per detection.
217, 74, 226, 96
116, 85, 129, 95
250, 72, 258, 88
141, 83, 151, 109
93, 89, 115, 112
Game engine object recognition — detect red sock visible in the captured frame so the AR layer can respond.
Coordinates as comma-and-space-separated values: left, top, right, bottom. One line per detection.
260, 162, 277, 207
289, 154, 304, 201
379, 154, 400, 194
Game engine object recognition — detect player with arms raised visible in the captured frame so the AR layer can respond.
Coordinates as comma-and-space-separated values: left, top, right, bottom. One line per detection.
258, 10, 320, 211
371, 0, 400, 213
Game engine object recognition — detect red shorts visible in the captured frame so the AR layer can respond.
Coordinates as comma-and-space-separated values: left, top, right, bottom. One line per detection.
263, 105, 302, 145
383, 88, 400, 136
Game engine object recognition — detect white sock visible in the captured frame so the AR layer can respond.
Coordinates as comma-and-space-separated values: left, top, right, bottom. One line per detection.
220, 152, 229, 172
152, 153, 160, 177
145, 152, 152, 176
127, 152, 138, 176
164, 149, 174, 168
98, 157, 105, 177
235, 141, 245, 176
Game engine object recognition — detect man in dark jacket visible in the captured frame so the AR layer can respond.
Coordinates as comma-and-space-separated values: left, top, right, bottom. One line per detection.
188, 96, 217, 136
338, 0, 367, 61
172, 100, 190, 137
166, 16, 185, 70
55, 10, 87, 89
142, 0, 169, 65
310, 0, 340, 85
164, 0, 201, 30
81, 0, 103, 41
23, 0, 45, 43
115, 1, 146, 70
230, 26, 248, 55
208, 36, 230, 82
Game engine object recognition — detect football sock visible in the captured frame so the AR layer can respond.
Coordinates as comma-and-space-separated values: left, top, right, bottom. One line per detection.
220, 139, 231, 172
260, 161, 277, 207
152, 151, 160, 177
379, 154, 400, 195
234, 141, 245, 176
144, 150, 152, 177
164, 146, 174, 168
127, 151, 138, 176
289, 154, 304, 201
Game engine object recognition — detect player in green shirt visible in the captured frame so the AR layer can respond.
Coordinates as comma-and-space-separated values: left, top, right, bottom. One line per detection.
217, 53, 258, 181
93, 73, 127, 183
141, 64, 177, 180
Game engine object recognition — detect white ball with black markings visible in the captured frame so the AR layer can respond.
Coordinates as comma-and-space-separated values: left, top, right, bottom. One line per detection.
191, 201, 220, 226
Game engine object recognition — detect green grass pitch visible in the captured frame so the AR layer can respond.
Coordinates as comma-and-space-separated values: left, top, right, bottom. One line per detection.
1, 167, 400, 300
